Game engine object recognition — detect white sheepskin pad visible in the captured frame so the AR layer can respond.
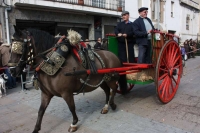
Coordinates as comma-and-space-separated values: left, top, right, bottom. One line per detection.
67, 29, 82, 46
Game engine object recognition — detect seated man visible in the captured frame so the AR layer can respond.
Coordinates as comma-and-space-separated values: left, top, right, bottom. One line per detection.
0, 41, 16, 89
94, 38, 102, 49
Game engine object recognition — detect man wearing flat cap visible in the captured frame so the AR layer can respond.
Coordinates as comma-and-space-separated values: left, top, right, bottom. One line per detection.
115, 10, 135, 94
115, 11, 135, 63
133, 7, 155, 63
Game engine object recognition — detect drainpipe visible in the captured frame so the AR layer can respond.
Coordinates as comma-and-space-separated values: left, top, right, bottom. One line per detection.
5, 6, 11, 44
157, 0, 160, 29
3, 0, 11, 44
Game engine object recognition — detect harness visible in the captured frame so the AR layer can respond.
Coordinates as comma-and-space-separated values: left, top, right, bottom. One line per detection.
10, 31, 111, 94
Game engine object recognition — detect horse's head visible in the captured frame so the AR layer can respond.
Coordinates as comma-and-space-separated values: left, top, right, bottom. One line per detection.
8, 26, 34, 77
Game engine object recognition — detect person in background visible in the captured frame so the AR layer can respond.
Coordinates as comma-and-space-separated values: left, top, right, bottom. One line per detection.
180, 43, 186, 60
173, 35, 179, 43
101, 38, 108, 50
85, 39, 91, 48
115, 11, 135, 63
94, 38, 102, 49
0, 41, 16, 89
184, 40, 190, 59
189, 39, 196, 58
133, 7, 155, 63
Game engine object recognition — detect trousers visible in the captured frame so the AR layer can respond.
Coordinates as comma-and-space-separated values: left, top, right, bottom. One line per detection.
138, 40, 152, 63
118, 42, 135, 63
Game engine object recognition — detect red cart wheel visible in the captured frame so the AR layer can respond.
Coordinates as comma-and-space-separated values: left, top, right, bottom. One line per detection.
155, 40, 183, 104
116, 83, 134, 94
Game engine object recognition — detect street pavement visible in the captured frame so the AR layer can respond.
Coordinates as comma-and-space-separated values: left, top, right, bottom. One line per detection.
1, 57, 200, 133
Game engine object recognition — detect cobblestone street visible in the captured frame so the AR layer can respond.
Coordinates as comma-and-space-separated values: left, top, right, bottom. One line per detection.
1, 57, 200, 133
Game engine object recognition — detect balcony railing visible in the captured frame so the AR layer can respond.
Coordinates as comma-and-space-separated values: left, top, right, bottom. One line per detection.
44, 0, 125, 11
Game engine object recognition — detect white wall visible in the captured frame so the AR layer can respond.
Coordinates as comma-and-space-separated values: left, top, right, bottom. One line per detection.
125, 0, 151, 22
164, 0, 182, 35
164, 0, 199, 41
180, 7, 199, 41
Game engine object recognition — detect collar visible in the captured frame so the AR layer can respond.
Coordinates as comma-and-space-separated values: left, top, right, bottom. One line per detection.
124, 20, 131, 24
140, 16, 147, 19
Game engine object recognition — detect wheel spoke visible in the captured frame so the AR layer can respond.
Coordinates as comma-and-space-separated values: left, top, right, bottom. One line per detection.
161, 77, 169, 99
165, 78, 171, 100
170, 47, 179, 67
158, 76, 167, 91
159, 68, 168, 72
168, 44, 175, 62
174, 64, 181, 69
172, 76, 178, 85
158, 73, 168, 80
169, 77, 175, 92
162, 58, 170, 70
172, 55, 181, 67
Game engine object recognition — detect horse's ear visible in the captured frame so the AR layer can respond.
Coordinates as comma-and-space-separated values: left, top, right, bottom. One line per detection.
13, 25, 22, 35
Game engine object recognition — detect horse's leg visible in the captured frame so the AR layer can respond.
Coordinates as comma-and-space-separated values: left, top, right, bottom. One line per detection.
62, 93, 78, 132
0, 87, 2, 98
100, 82, 110, 114
32, 92, 52, 133
108, 81, 118, 110
3, 83, 6, 96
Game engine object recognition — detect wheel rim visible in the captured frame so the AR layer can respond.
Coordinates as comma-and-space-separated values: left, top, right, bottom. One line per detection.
116, 83, 134, 94
155, 40, 183, 103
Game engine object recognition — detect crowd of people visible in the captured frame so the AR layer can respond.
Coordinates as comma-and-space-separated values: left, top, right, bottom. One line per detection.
180, 39, 198, 60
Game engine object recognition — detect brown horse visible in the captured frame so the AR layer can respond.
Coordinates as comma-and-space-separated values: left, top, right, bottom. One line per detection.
8, 26, 125, 133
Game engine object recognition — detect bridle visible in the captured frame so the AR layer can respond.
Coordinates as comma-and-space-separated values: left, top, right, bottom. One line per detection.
8, 30, 36, 75
9, 30, 68, 74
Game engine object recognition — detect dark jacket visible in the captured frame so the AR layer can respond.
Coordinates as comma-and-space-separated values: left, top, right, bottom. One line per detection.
115, 21, 135, 43
94, 42, 101, 49
133, 17, 154, 45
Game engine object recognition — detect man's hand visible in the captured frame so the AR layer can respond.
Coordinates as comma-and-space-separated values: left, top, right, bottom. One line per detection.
122, 34, 127, 37
147, 30, 152, 34
118, 33, 122, 37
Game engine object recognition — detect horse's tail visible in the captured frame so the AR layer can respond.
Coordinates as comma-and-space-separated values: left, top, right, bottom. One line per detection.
117, 61, 127, 94
118, 74, 127, 94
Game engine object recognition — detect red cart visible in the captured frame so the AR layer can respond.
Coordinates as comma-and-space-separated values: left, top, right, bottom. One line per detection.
105, 30, 182, 104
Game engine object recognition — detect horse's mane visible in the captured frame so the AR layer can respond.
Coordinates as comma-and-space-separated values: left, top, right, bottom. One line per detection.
27, 28, 59, 52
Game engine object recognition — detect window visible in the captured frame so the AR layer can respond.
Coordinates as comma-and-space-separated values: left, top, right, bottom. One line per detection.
186, 14, 190, 30
152, 0, 157, 20
151, 0, 164, 22
171, 1, 174, 17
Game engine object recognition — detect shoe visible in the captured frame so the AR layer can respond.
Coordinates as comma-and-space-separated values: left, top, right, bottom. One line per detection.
12, 85, 17, 88
121, 89, 128, 95
7, 86, 13, 89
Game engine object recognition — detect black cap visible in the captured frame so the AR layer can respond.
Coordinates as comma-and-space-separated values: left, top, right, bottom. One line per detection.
121, 11, 129, 16
138, 7, 148, 12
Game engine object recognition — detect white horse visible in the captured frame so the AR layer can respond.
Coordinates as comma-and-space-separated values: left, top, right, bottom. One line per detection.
0, 73, 8, 98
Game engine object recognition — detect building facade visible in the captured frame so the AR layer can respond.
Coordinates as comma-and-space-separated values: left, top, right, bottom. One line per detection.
0, 0, 125, 44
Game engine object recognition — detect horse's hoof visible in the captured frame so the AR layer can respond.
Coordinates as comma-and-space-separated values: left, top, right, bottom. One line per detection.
32, 131, 38, 133
68, 124, 77, 132
101, 108, 108, 114
110, 103, 117, 110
